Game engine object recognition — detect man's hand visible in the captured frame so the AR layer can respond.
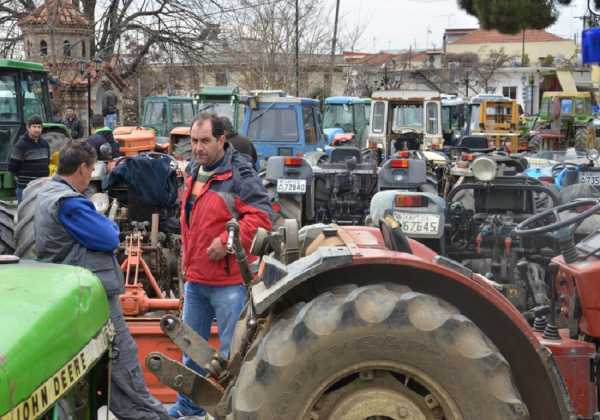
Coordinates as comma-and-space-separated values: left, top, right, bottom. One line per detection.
207, 236, 227, 261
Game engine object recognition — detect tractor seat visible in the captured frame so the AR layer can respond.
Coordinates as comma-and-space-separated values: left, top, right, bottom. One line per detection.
379, 211, 412, 254
457, 136, 494, 153
330, 146, 362, 164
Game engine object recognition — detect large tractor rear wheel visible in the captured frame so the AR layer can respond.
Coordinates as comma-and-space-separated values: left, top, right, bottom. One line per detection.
0, 200, 15, 255
232, 284, 528, 420
574, 126, 591, 151
15, 178, 49, 259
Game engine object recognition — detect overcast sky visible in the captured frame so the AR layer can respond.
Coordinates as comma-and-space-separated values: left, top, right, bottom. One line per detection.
332, 0, 589, 52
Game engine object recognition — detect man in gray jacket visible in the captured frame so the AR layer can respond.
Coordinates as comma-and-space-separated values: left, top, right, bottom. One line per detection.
34, 141, 171, 420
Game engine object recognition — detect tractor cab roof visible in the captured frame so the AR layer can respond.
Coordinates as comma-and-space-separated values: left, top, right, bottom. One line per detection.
469, 94, 512, 104
542, 91, 592, 99
254, 95, 320, 106
325, 96, 365, 105
372, 90, 441, 102
198, 86, 240, 97
0, 59, 46, 73
145, 95, 193, 102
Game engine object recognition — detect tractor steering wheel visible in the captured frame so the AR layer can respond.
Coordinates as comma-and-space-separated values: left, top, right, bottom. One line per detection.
513, 198, 600, 237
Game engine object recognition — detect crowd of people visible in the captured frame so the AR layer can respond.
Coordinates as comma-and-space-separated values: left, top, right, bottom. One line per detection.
9, 109, 272, 419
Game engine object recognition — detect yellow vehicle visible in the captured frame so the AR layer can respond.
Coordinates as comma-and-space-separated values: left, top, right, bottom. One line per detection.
467, 94, 524, 153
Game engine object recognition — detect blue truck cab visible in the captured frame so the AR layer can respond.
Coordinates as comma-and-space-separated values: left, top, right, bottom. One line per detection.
323, 96, 370, 147
241, 93, 326, 169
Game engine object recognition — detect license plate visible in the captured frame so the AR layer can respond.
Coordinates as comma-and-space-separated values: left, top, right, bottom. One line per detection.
579, 172, 600, 186
277, 179, 307, 193
393, 211, 441, 235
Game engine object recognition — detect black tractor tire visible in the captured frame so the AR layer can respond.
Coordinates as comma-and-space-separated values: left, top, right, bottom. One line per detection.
15, 178, 50, 259
173, 136, 192, 161
574, 127, 590, 151
232, 284, 528, 420
42, 130, 71, 155
0, 200, 16, 255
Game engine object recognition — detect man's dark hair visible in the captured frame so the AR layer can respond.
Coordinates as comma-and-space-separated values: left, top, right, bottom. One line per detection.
191, 113, 225, 138
27, 115, 43, 127
57, 140, 97, 175
91, 114, 105, 129
221, 116, 236, 137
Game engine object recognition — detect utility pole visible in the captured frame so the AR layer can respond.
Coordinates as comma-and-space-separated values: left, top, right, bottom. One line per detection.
295, 0, 299, 96
521, 29, 526, 67
465, 71, 469, 97
327, 0, 341, 96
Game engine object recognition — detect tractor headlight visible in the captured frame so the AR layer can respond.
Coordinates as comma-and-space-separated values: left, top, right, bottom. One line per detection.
587, 148, 599, 161
471, 157, 497, 182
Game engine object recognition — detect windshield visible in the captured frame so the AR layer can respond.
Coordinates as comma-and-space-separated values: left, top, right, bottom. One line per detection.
143, 101, 166, 125
0, 74, 18, 122
172, 101, 194, 126
469, 104, 480, 132
21, 72, 48, 122
248, 107, 298, 142
391, 104, 423, 132
323, 103, 353, 130
442, 105, 464, 131
198, 101, 234, 121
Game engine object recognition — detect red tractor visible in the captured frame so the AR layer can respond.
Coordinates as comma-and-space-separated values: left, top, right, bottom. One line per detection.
142, 202, 600, 419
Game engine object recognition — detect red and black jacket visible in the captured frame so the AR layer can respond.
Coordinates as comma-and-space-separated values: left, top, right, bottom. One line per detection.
181, 145, 273, 286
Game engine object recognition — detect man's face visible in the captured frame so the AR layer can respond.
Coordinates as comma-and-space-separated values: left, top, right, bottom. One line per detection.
191, 119, 225, 166
27, 124, 42, 139
66, 109, 74, 118
77, 160, 96, 192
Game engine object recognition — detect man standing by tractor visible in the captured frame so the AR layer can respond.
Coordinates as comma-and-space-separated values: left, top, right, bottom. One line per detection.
33, 141, 171, 420
102, 79, 119, 130
87, 114, 120, 158
222, 116, 258, 167
168, 114, 273, 418
7, 115, 50, 203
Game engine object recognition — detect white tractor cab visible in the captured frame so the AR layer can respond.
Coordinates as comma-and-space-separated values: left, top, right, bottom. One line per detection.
369, 90, 443, 157
441, 94, 466, 146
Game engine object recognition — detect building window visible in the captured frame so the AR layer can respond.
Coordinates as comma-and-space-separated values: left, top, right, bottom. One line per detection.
215, 71, 228, 86
40, 40, 47, 56
63, 40, 71, 57
81, 41, 86, 58
502, 86, 517, 99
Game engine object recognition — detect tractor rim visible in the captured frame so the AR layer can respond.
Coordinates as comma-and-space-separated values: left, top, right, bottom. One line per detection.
304, 362, 463, 420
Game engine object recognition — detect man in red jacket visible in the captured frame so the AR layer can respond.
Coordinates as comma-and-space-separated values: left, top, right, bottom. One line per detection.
169, 113, 273, 418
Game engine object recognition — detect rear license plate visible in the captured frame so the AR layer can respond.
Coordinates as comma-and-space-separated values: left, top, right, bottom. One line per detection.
393, 211, 441, 235
277, 179, 307, 193
579, 172, 600, 186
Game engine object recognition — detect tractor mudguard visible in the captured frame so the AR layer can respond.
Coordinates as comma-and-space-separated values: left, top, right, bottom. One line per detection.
264, 156, 313, 183
303, 150, 328, 167
250, 226, 574, 420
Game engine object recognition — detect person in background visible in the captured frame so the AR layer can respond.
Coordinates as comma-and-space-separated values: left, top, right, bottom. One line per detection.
87, 114, 120, 159
221, 116, 258, 168
102, 80, 119, 130
7, 115, 50, 202
64, 107, 83, 139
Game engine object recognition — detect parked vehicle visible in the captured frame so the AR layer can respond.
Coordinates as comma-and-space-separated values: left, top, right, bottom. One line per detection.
0, 59, 71, 255
322, 96, 370, 147
466, 94, 524, 153
369, 90, 443, 158
241, 93, 327, 169
141, 96, 195, 140
441, 95, 466, 145
529, 91, 598, 151
1, 259, 112, 419
146, 199, 600, 419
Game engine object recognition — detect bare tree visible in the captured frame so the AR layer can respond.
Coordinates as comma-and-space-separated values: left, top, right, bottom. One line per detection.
474, 49, 514, 91
0, 0, 222, 79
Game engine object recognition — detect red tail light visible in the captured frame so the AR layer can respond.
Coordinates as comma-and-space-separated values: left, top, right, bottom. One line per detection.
398, 151, 410, 158
284, 157, 303, 167
394, 194, 425, 207
461, 153, 475, 161
390, 159, 409, 169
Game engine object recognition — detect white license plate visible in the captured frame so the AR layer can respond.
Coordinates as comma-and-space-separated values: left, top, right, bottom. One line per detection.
393, 211, 441, 235
277, 179, 307, 193
579, 172, 600, 186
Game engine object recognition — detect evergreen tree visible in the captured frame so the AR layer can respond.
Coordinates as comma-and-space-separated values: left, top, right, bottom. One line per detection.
457, 0, 600, 34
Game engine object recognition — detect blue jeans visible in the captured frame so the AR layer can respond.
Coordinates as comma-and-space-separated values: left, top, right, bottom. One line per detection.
168, 282, 246, 417
104, 113, 117, 130
16, 184, 24, 203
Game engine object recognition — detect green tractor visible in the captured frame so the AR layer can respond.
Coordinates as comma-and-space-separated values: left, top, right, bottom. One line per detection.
0, 258, 113, 420
170, 86, 244, 160
141, 95, 195, 140
531, 91, 597, 151
0, 59, 71, 255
